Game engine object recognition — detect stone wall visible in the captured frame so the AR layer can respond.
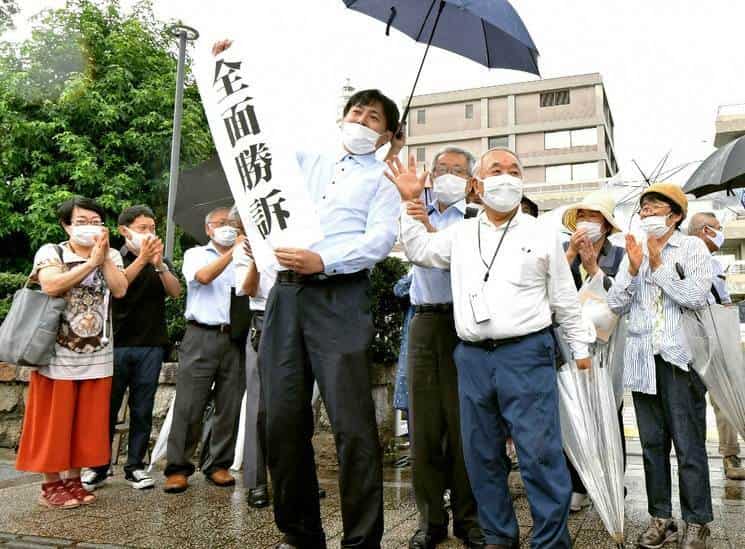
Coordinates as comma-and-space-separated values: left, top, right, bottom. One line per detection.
0, 361, 398, 458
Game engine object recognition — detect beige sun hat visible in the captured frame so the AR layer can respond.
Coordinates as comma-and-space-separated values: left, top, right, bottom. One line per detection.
562, 189, 621, 234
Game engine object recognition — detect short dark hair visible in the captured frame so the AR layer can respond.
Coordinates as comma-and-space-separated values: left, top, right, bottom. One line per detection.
118, 205, 155, 227
343, 89, 400, 133
640, 192, 684, 229
57, 196, 105, 226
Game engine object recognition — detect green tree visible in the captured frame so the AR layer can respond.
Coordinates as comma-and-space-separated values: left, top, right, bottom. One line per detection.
0, 0, 18, 33
0, 0, 213, 272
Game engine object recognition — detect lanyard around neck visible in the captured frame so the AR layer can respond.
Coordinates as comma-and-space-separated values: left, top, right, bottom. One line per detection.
477, 212, 515, 283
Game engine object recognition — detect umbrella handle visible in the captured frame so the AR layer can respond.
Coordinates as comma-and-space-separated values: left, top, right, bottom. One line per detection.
399, 0, 446, 136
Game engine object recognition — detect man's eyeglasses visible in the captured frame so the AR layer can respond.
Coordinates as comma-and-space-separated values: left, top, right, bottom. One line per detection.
207, 220, 230, 228
71, 219, 103, 226
432, 165, 469, 178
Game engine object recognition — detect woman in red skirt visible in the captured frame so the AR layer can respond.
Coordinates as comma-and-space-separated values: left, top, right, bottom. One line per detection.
16, 196, 127, 509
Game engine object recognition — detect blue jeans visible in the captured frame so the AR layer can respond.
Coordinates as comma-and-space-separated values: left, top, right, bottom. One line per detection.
93, 346, 164, 476
632, 355, 713, 524
454, 330, 571, 549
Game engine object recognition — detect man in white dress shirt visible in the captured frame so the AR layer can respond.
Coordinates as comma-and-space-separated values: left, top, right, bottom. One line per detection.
388, 148, 592, 549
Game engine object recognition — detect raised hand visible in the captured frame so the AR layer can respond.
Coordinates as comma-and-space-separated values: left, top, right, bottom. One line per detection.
139, 235, 158, 263
89, 231, 108, 267
149, 237, 165, 267
406, 199, 435, 232
625, 234, 643, 276
577, 237, 599, 276
212, 39, 233, 56
384, 154, 428, 202
647, 235, 663, 272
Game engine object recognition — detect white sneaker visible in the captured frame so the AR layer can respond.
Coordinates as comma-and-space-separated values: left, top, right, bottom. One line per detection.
569, 492, 590, 512
81, 469, 108, 491
126, 469, 155, 490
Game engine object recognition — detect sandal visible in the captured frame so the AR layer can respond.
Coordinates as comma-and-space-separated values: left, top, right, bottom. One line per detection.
63, 477, 97, 505
38, 480, 80, 509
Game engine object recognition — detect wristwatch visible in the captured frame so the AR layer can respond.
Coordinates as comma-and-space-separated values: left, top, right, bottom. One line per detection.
154, 263, 170, 274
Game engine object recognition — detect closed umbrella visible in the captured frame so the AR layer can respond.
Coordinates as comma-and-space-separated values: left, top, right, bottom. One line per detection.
682, 135, 745, 197
682, 304, 745, 440
555, 329, 625, 547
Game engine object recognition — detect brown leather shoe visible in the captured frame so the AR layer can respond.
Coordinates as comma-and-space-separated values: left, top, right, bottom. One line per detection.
207, 468, 235, 487
163, 474, 189, 494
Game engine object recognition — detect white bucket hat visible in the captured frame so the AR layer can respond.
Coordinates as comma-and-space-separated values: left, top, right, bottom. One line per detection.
562, 190, 621, 234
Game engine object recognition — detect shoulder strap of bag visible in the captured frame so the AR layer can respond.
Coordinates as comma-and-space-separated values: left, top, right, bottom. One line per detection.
25, 244, 66, 289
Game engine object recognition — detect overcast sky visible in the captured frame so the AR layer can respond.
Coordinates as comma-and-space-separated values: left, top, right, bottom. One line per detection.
7, 0, 745, 185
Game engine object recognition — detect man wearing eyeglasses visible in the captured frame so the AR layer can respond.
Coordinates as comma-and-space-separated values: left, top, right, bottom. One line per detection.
404, 147, 484, 549
163, 206, 247, 494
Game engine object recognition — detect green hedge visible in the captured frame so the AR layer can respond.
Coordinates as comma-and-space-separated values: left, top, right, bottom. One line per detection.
0, 256, 409, 366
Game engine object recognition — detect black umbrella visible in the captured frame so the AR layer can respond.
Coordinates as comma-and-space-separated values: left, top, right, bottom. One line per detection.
173, 155, 233, 244
342, 0, 540, 125
683, 135, 745, 198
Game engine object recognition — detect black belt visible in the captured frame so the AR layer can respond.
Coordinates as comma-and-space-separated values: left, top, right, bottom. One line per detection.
461, 326, 551, 351
277, 269, 369, 285
414, 303, 453, 314
188, 320, 231, 334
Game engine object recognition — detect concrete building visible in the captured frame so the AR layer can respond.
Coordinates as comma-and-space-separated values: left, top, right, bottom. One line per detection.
402, 73, 618, 209
714, 103, 745, 147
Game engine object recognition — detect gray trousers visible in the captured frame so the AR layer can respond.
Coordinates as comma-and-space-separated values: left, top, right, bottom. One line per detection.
712, 397, 741, 457
259, 275, 383, 549
242, 318, 267, 489
165, 324, 245, 477
408, 311, 479, 535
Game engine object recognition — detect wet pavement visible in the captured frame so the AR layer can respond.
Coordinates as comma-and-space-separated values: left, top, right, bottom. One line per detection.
1, 395, 745, 548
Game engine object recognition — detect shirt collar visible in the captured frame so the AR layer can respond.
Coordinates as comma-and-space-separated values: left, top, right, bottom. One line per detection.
666, 230, 683, 247
338, 148, 377, 166
478, 207, 524, 231
205, 240, 221, 255
60, 241, 88, 263
428, 199, 467, 217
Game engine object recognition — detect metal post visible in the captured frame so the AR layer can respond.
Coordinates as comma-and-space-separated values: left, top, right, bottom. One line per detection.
165, 24, 199, 260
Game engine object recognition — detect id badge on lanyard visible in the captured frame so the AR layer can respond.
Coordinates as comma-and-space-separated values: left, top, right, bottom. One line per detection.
470, 212, 516, 324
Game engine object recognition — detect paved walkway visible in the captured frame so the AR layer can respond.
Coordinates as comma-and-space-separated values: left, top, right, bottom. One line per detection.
1, 395, 744, 548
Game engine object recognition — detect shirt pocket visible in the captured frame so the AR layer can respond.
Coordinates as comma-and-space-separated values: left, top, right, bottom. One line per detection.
504, 248, 544, 287
333, 171, 378, 210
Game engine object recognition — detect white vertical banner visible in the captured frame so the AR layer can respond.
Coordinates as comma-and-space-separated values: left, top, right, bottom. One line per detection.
193, 41, 323, 271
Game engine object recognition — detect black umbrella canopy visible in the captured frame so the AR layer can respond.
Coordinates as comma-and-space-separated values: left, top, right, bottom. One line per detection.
683, 135, 745, 198
173, 155, 234, 244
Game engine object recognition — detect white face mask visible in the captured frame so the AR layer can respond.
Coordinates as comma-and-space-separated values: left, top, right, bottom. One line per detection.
576, 221, 604, 243
479, 174, 523, 213
640, 214, 673, 238
70, 225, 102, 247
341, 122, 381, 155
212, 226, 238, 247
706, 227, 725, 249
125, 229, 153, 253
433, 174, 467, 207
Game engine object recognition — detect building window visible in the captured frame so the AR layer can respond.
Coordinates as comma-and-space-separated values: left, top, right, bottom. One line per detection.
570, 128, 597, 147
465, 103, 474, 119
416, 109, 426, 124
544, 130, 571, 149
416, 147, 426, 162
572, 162, 598, 181
545, 164, 572, 183
540, 89, 570, 107
545, 128, 598, 149
488, 136, 509, 149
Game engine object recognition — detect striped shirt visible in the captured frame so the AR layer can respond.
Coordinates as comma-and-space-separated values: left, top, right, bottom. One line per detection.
607, 231, 713, 395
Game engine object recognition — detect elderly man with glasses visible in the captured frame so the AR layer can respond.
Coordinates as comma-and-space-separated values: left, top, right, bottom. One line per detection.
163, 206, 247, 494
404, 146, 484, 549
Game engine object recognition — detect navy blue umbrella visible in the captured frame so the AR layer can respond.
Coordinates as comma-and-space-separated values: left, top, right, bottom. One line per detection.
342, 0, 540, 124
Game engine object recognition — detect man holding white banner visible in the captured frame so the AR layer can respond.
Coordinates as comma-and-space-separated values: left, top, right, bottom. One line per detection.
208, 39, 402, 549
